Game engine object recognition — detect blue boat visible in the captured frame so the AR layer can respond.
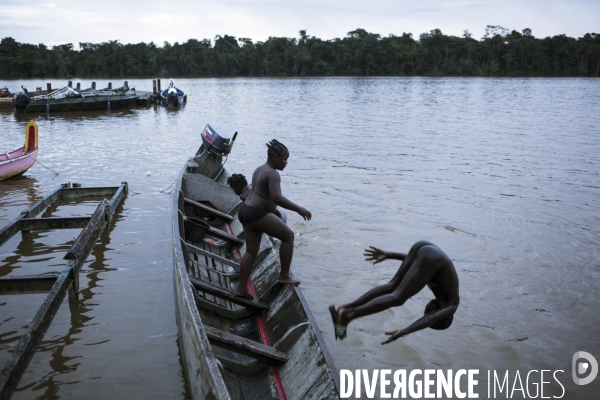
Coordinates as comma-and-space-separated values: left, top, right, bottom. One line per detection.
160, 79, 187, 107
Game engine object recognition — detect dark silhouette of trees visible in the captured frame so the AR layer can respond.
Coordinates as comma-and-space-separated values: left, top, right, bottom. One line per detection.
1, 28, 599, 79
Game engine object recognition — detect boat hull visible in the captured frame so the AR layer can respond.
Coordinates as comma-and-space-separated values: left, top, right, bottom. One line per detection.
172, 149, 339, 399
160, 96, 185, 107
25, 95, 138, 112
173, 233, 231, 399
0, 148, 37, 180
160, 87, 186, 107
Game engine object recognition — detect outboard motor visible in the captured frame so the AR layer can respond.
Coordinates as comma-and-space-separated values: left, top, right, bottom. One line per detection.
167, 87, 179, 106
14, 92, 30, 112
200, 124, 236, 157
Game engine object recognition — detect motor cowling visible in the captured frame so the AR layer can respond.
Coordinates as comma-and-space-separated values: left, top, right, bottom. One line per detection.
201, 124, 234, 157
14, 93, 30, 112
167, 88, 178, 106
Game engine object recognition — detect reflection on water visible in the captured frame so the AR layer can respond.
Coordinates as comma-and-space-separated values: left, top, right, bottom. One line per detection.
1, 77, 599, 399
0, 176, 42, 211
13, 208, 123, 400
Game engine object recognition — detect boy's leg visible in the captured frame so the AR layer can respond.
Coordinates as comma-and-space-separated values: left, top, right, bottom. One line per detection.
339, 245, 439, 326
253, 213, 298, 284
339, 240, 436, 312
235, 226, 263, 298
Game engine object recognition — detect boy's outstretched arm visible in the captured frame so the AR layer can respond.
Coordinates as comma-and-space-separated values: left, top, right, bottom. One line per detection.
364, 246, 406, 264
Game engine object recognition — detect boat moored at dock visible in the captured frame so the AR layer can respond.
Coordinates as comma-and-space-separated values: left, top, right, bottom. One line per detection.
160, 79, 186, 107
16, 85, 139, 112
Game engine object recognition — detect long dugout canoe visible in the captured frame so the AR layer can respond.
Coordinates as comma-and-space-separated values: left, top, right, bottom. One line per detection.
172, 124, 339, 400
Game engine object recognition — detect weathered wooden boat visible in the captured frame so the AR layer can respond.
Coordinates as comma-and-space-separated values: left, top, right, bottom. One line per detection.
160, 79, 186, 107
0, 182, 128, 399
172, 124, 339, 399
16, 86, 138, 112
0, 120, 38, 181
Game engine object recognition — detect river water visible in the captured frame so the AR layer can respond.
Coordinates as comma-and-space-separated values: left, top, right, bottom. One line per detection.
1, 77, 599, 399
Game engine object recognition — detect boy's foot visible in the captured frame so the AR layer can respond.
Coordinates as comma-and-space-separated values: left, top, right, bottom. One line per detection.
234, 289, 255, 299
329, 305, 347, 340
278, 275, 300, 285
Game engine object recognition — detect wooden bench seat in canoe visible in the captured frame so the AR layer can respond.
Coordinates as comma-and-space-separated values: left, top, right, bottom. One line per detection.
184, 197, 233, 222
204, 325, 288, 365
188, 275, 269, 312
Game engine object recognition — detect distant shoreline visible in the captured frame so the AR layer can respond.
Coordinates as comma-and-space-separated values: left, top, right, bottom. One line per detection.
1, 27, 599, 79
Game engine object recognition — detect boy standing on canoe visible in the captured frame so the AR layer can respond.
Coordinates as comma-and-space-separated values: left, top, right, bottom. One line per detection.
330, 240, 459, 344
235, 139, 311, 299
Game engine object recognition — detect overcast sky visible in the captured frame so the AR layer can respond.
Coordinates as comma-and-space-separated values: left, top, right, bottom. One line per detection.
1, 0, 598, 48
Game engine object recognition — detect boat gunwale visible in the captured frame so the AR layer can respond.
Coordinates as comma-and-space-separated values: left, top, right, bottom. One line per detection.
172, 160, 232, 400
0, 148, 37, 165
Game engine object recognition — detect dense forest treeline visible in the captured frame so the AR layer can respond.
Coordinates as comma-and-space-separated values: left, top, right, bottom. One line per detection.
1, 26, 599, 79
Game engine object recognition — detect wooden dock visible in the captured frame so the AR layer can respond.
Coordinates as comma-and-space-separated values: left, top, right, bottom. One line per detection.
132, 89, 161, 105
0, 98, 13, 109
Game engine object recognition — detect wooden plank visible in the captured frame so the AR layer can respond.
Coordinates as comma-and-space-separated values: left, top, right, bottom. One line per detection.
0, 275, 59, 295
204, 325, 288, 365
108, 183, 128, 216
185, 243, 240, 270
207, 227, 244, 247
64, 199, 109, 260
58, 187, 118, 199
184, 198, 233, 222
20, 187, 61, 218
19, 217, 91, 231
188, 276, 268, 312
0, 218, 21, 247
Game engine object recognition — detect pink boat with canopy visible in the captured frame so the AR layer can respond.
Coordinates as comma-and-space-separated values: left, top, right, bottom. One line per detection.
0, 120, 38, 181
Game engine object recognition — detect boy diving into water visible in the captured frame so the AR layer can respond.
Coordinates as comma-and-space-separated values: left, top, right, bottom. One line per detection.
235, 139, 312, 299
330, 240, 459, 344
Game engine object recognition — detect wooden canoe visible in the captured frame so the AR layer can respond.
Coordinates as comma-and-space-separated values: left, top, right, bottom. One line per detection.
172, 131, 340, 399
0, 120, 38, 181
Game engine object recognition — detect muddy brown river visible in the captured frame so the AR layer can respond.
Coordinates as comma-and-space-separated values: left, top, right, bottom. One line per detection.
1, 77, 599, 399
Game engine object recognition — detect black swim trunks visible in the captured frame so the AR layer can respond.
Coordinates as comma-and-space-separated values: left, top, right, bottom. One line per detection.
238, 203, 269, 225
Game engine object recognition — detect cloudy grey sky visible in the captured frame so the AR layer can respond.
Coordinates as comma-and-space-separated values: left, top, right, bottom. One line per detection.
1, 0, 598, 48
